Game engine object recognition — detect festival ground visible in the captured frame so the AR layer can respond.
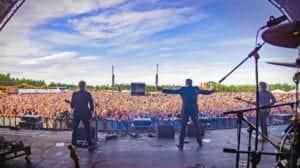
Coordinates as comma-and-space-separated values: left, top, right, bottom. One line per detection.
1, 125, 287, 168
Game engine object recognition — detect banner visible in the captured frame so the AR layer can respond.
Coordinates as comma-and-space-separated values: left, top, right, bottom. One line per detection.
200, 82, 217, 90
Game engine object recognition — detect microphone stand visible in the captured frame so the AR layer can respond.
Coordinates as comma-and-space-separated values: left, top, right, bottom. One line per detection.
219, 42, 265, 168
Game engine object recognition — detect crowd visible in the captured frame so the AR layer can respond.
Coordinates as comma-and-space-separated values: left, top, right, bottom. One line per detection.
0, 90, 294, 120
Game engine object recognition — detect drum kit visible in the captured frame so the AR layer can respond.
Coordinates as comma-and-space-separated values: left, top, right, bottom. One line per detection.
263, 20, 300, 168
219, 0, 300, 167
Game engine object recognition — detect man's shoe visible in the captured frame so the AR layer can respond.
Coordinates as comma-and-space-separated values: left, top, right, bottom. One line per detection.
176, 144, 183, 151
198, 139, 203, 147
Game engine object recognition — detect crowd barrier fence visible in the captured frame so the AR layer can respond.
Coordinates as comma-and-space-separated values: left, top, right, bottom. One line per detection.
0, 114, 292, 132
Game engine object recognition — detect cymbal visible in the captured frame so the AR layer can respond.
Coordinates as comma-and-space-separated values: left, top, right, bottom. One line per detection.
266, 58, 300, 68
262, 21, 300, 48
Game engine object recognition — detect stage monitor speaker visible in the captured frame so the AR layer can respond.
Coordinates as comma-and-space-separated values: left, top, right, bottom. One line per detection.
19, 115, 42, 129
157, 124, 175, 139
187, 122, 205, 137
131, 82, 146, 96
132, 118, 152, 131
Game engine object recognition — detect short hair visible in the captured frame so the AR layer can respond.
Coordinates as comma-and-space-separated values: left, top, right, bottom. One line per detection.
186, 78, 192, 85
259, 82, 267, 89
78, 80, 86, 89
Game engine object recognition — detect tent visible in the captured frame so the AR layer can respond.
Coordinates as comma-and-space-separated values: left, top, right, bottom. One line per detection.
288, 89, 298, 93
271, 89, 287, 94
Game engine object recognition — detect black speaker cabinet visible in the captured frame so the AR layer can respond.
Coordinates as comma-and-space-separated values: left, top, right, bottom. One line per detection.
157, 124, 175, 139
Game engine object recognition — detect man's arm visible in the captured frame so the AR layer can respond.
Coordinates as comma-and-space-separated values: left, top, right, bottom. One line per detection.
70, 92, 75, 109
197, 87, 214, 95
88, 93, 95, 113
162, 88, 181, 94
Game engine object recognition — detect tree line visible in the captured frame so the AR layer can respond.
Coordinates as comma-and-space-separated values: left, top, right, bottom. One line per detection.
0, 73, 295, 92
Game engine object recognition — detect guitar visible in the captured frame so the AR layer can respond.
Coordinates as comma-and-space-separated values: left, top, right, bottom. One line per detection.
234, 97, 256, 105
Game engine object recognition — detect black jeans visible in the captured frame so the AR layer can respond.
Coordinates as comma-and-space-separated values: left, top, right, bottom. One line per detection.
72, 118, 92, 146
179, 113, 202, 147
259, 111, 269, 137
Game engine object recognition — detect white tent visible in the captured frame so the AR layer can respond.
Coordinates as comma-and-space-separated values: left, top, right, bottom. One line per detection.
18, 88, 63, 94
272, 89, 287, 94
288, 89, 298, 93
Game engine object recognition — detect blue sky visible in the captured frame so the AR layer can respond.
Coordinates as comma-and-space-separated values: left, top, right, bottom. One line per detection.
0, 0, 297, 85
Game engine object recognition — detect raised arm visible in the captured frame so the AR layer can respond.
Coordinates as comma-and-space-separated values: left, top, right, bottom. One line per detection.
197, 87, 214, 95
70, 92, 75, 109
162, 88, 181, 94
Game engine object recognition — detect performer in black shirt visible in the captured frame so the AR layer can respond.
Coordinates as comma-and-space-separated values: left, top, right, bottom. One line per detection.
70, 81, 94, 150
258, 82, 276, 139
162, 79, 214, 150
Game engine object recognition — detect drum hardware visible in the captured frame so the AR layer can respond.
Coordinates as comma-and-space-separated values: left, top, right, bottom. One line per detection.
0, 136, 31, 164
223, 102, 297, 168
219, 34, 267, 167
266, 57, 300, 69
262, 21, 300, 48
219, 15, 300, 167
266, 55, 300, 167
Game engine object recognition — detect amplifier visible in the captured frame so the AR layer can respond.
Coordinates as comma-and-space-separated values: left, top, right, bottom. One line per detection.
157, 124, 175, 139
76, 120, 98, 146
19, 115, 42, 129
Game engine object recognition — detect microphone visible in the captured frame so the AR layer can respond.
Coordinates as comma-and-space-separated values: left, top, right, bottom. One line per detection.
260, 15, 287, 29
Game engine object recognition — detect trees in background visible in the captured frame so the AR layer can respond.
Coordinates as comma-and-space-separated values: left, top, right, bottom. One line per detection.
0, 73, 295, 92
0, 73, 46, 89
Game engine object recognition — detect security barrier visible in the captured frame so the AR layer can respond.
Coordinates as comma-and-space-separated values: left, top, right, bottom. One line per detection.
0, 115, 291, 132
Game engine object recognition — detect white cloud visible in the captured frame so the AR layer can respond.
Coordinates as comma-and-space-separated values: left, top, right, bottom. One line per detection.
211, 37, 255, 47
4, 0, 127, 30
69, 7, 203, 42
20, 51, 78, 65
0, 0, 294, 85
78, 56, 99, 61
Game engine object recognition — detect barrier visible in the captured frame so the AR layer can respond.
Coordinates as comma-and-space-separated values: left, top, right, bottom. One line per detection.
0, 114, 293, 131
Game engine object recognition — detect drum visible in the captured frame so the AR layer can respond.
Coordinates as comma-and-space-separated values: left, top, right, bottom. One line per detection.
276, 122, 300, 167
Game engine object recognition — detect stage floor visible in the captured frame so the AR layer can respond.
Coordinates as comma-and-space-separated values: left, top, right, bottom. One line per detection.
1, 125, 287, 168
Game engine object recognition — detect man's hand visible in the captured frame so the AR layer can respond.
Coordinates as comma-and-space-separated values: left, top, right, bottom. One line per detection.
208, 89, 215, 94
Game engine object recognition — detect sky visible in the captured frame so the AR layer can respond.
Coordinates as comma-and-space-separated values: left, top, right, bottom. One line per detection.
0, 0, 298, 86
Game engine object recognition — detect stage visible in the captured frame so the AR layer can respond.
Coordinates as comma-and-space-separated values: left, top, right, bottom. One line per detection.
1, 125, 287, 168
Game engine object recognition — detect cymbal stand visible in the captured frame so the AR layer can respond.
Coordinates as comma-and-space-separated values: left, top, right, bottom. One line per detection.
224, 110, 281, 168
219, 42, 265, 168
